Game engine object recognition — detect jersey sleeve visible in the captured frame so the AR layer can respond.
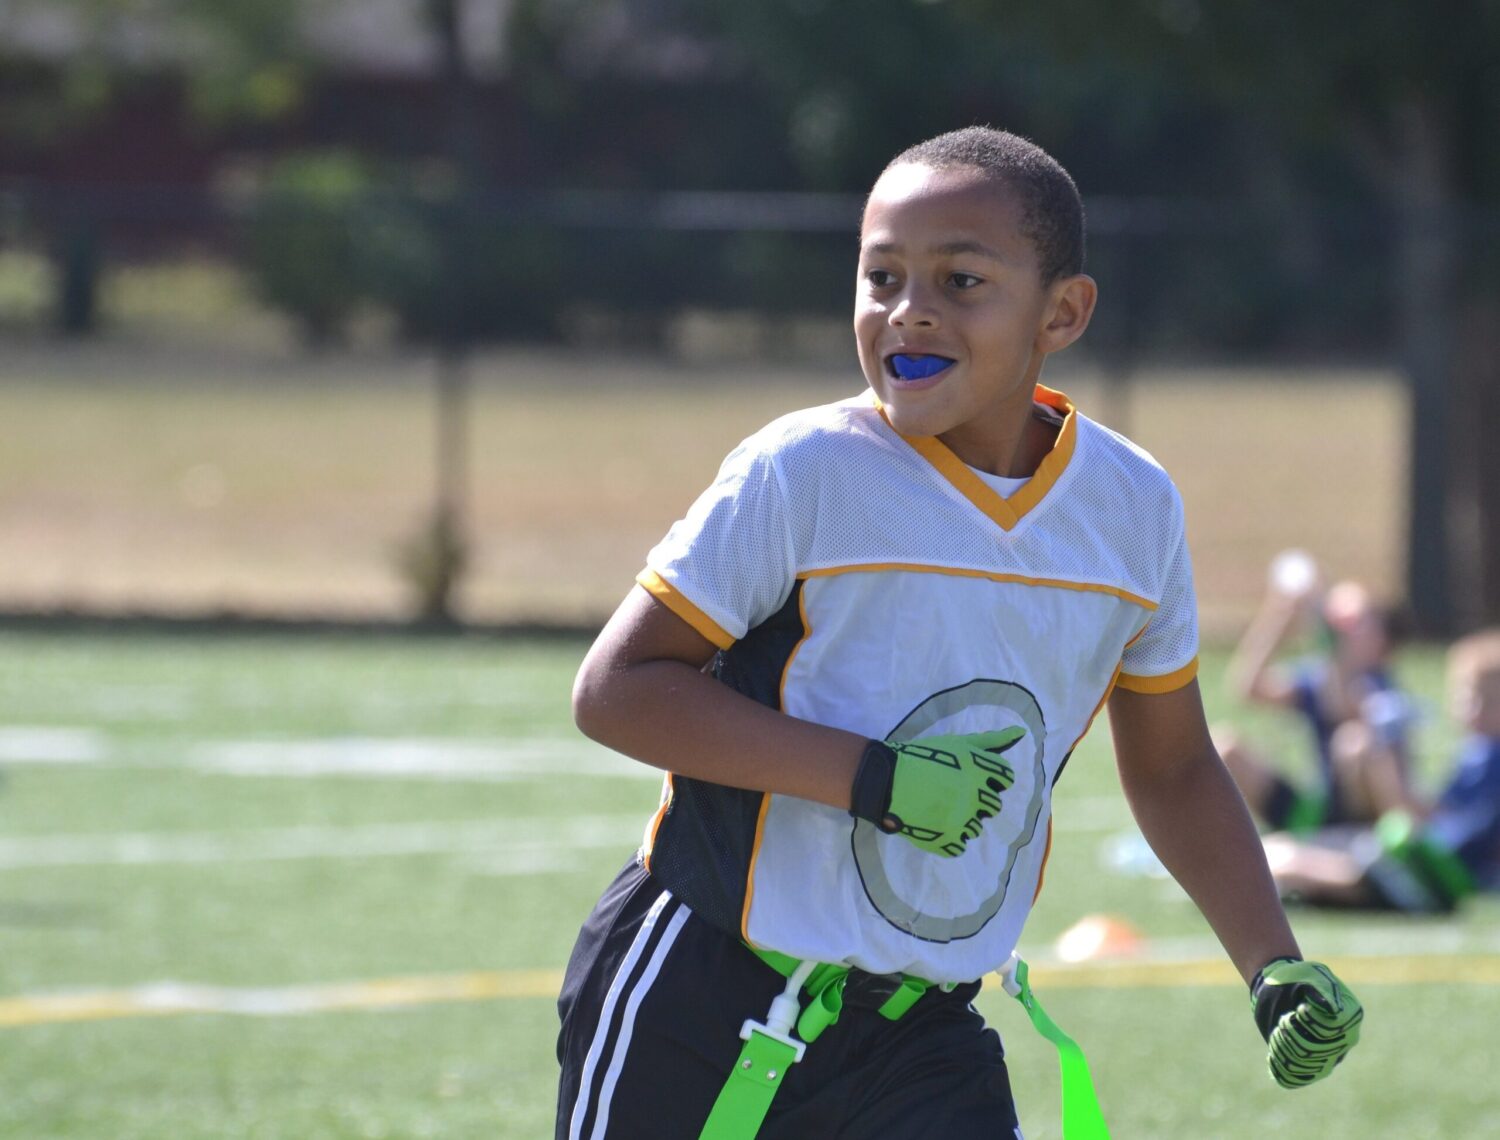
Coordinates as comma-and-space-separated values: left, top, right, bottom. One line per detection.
636, 438, 797, 650
1116, 493, 1200, 693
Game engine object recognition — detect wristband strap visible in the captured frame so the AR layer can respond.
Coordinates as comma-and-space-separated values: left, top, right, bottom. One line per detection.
849, 740, 899, 832
1250, 955, 1305, 1041
1251, 955, 1303, 995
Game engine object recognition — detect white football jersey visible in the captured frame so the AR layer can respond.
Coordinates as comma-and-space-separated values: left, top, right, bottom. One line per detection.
634, 385, 1198, 983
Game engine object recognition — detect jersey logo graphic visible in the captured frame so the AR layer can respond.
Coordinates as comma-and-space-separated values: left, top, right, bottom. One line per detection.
851, 678, 1048, 942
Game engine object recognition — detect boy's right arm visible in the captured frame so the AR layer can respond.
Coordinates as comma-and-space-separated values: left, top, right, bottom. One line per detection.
573, 586, 1020, 856
572, 585, 868, 812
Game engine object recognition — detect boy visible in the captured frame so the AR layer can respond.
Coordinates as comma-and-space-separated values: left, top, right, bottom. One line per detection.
1266, 629, 1500, 913
559, 127, 1362, 1139
1216, 568, 1417, 833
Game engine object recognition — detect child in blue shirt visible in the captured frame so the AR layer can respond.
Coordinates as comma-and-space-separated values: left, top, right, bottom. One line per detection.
1265, 629, 1500, 911
1218, 571, 1417, 832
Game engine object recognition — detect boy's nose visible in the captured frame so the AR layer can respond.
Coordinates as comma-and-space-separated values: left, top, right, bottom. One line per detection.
890, 289, 940, 327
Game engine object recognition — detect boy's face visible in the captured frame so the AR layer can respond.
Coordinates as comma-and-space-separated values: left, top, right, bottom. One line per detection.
855, 163, 1090, 472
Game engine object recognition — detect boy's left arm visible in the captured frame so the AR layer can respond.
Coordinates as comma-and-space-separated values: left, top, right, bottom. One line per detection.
1108, 679, 1296, 979
1108, 680, 1364, 1088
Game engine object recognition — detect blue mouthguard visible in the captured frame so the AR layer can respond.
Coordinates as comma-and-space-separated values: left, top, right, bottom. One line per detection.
891, 354, 954, 380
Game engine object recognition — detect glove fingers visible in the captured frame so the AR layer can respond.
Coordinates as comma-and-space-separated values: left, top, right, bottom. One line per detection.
973, 755, 1016, 787
1291, 1014, 1363, 1046
1302, 997, 1361, 1028
970, 727, 1026, 754
888, 730, 1025, 856
1274, 1033, 1350, 1064
1269, 1050, 1348, 1087
1254, 959, 1363, 1089
1269, 1008, 1360, 1089
898, 822, 944, 844
1282, 1022, 1362, 1059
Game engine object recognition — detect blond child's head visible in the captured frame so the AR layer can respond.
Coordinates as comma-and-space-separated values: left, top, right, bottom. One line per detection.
1448, 630, 1500, 737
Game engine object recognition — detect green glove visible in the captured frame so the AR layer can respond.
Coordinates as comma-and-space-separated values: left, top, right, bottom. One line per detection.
1251, 957, 1363, 1089
850, 729, 1024, 857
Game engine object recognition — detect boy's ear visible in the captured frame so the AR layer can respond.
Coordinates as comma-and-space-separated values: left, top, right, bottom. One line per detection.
1036, 274, 1097, 355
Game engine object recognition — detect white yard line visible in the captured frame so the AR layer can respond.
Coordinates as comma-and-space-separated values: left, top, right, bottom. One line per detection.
0, 726, 108, 763
0, 970, 565, 1027
0, 813, 646, 869
0, 728, 657, 781
191, 737, 651, 781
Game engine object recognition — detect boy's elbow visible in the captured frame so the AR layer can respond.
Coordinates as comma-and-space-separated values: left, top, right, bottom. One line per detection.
571, 658, 612, 742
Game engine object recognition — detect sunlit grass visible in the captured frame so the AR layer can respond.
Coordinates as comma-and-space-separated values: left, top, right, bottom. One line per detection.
0, 633, 1492, 1138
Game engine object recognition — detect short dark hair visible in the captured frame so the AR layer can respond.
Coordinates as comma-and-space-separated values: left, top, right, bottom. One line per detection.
881, 126, 1085, 284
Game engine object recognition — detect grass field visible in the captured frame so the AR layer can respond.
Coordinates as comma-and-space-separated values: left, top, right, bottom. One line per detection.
2, 632, 1497, 1138
0, 340, 1405, 636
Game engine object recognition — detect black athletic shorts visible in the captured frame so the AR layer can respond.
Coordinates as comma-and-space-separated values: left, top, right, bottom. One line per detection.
556, 859, 1022, 1140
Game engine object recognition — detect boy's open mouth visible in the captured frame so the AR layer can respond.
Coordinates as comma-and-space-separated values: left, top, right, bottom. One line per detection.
886, 353, 956, 381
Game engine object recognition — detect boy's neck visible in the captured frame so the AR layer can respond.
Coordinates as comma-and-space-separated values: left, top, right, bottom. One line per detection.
945, 402, 1061, 479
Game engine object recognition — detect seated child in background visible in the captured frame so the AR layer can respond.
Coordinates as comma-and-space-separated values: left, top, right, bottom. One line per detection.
1265, 629, 1500, 913
1215, 553, 1417, 833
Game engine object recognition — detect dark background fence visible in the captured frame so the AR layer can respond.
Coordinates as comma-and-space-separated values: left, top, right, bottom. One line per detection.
11, 177, 1497, 361
3, 0, 1499, 632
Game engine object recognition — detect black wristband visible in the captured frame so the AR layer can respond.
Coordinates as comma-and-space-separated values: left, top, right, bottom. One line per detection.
849, 740, 901, 832
1250, 955, 1305, 1041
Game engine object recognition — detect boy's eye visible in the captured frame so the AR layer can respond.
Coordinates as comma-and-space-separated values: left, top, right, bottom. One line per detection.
865, 269, 897, 288
949, 272, 983, 289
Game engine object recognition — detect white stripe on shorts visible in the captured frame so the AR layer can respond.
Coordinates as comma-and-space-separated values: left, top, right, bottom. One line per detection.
588, 902, 690, 1138
567, 889, 684, 1140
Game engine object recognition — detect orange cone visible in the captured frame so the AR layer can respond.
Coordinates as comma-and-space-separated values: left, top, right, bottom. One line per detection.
1053, 913, 1145, 962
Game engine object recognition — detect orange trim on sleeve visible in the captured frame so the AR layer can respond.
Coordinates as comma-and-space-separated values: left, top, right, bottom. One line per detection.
1116, 656, 1199, 694
635, 568, 736, 650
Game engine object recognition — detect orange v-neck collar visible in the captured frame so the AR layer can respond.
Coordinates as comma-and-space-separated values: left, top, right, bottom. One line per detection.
875, 384, 1078, 532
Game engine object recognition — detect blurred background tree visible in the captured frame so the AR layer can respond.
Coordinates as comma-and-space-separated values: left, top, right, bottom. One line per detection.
1, 0, 320, 334
500, 0, 1500, 631
1, 0, 1495, 630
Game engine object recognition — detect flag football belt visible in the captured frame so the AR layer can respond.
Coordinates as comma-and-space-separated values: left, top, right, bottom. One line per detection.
699, 945, 1112, 1140
697, 945, 937, 1139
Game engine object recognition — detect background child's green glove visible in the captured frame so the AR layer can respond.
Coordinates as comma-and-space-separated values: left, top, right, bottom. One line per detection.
1251, 957, 1364, 1089
849, 729, 1024, 857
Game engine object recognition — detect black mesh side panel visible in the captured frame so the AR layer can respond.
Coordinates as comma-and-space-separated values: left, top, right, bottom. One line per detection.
649, 583, 806, 935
